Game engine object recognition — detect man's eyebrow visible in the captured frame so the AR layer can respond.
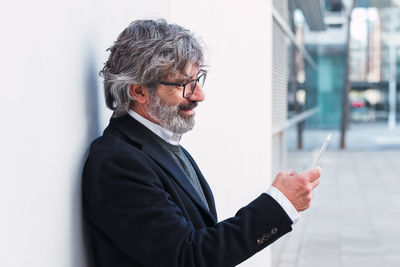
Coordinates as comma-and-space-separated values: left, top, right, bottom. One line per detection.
187, 70, 206, 80
171, 69, 205, 83
173, 75, 195, 84
172, 78, 187, 84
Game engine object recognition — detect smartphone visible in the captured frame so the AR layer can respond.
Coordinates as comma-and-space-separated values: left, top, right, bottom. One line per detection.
310, 133, 332, 168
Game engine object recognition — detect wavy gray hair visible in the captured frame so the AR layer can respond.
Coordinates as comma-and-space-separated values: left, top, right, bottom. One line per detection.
100, 19, 205, 117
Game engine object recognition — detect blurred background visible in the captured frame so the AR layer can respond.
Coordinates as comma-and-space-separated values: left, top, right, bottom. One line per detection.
284, 0, 400, 151
274, 0, 400, 267
0, 0, 399, 267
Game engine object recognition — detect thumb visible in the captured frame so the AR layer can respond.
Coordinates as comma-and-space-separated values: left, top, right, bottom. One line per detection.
305, 167, 321, 182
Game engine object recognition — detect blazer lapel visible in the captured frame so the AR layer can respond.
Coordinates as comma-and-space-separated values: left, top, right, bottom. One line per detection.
109, 115, 215, 221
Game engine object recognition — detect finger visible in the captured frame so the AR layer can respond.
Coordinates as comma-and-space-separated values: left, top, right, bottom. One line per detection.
311, 178, 320, 189
305, 167, 321, 182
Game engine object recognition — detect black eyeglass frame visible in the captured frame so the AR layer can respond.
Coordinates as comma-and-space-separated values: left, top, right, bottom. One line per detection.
159, 71, 207, 98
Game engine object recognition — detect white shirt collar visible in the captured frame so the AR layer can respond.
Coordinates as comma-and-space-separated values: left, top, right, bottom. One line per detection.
128, 109, 182, 145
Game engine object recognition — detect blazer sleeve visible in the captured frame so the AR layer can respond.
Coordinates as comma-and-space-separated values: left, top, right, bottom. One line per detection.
84, 151, 293, 267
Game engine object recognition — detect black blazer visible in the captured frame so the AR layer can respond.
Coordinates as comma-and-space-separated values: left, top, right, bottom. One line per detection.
82, 115, 293, 267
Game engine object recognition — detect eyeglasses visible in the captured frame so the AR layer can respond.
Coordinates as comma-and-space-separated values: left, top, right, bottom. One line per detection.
159, 71, 207, 98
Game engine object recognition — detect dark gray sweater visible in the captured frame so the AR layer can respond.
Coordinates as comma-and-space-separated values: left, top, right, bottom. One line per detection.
155, 136, 210, 211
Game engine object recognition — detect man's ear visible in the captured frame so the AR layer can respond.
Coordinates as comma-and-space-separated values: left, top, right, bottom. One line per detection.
129, 84, 150, 104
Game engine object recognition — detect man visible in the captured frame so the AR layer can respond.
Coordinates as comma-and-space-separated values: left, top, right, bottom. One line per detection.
82, 19, 321, 267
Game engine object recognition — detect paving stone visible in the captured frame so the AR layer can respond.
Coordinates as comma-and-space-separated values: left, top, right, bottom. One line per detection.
273, 145, 400, 267
341, 253, 384, 267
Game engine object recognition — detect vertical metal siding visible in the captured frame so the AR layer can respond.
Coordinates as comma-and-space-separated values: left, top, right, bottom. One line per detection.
272, 0, 288, 175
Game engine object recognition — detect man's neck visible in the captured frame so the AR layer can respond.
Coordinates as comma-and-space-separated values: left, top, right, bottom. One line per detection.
132, 105, 159, 125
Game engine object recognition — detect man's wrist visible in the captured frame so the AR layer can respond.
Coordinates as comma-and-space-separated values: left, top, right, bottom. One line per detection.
265, 186, 300, 224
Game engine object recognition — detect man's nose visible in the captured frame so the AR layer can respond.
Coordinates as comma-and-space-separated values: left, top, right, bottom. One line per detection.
187, 83, 205, 102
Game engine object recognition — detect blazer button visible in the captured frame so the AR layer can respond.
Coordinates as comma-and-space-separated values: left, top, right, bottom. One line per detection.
257, 238, 264, 245
271, 227, 278, 234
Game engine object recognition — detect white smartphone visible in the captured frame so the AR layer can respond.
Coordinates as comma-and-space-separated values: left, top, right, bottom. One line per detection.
310, 133, 332, 169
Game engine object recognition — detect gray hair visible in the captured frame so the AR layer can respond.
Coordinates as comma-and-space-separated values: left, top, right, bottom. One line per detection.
100, 19, 205, 117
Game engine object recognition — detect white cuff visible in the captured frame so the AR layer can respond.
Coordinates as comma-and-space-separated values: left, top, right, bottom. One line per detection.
266, 186, 300, 225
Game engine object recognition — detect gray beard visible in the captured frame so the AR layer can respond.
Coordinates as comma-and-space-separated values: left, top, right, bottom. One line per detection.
147, 92, 196, 134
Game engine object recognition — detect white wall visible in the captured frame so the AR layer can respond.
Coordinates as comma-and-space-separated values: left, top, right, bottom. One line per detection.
172, 1, 274, 266
0, 1, 169, 266
0, 1, 274, 266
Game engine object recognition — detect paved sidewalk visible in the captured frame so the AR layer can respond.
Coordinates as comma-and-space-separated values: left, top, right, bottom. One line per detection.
272, 149, 400, 267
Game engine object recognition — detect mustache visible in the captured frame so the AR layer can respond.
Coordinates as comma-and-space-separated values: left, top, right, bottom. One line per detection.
179, 101, 198, 111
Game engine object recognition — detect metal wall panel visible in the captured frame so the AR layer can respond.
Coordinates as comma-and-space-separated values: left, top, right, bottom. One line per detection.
272, 0, 289, 174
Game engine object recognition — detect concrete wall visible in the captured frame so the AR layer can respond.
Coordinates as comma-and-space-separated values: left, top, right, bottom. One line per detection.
0, 1, 168, 266
171, 1, 274, 266
0, 1, 274, 266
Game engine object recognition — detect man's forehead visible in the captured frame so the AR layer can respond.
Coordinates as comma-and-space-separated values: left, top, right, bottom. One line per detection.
167, 64, 199, 80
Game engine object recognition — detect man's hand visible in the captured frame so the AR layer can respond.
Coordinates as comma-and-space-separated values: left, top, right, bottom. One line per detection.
272, 167, 321, 212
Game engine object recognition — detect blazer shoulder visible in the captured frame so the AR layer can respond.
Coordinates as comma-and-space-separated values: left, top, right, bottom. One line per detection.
83, 126, 153, 187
